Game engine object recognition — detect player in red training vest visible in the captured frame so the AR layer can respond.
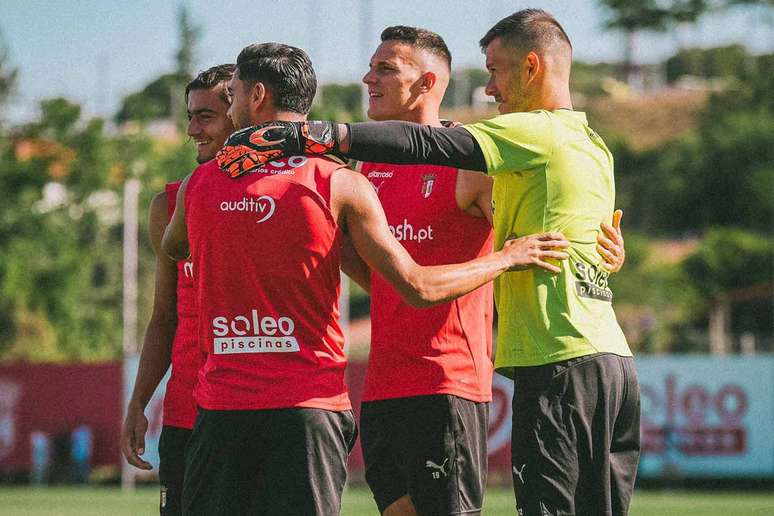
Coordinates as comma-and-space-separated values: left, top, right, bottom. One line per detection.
350, 27, 626, 516
162, 43, 573, 516
120, 64, 235, 516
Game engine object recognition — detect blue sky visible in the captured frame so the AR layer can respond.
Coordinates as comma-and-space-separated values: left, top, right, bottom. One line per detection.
1, 0, 771, 122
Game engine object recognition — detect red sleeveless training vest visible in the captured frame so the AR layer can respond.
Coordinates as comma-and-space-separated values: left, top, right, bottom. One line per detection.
162, 181, 201, 429
360, 162, 494, 403
185, 156, 351, 411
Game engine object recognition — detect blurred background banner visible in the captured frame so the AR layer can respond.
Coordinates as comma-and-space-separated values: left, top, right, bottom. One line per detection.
637, 356, 774, 478
0, 363, 121, 473
344, 357, 774, 480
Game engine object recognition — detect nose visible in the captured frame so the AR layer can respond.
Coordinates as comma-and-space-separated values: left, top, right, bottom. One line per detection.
484, 77, 497, 98
362, 68, 375, 85
187, 116, 199, 137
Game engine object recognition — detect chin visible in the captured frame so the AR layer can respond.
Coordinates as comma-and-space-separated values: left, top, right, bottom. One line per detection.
367, 108, 385, 121
368, 108, 398, 122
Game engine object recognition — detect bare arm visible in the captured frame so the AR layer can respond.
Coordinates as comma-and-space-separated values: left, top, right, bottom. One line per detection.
331, 168, 569, 308
161, 175, 192, 260
455, 169, 493, 225
121, 192, 178, 470
339, 233, 371, 292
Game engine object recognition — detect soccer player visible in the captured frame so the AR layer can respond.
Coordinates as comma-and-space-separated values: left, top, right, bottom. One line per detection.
120, 64, 235, 516
352, 26, 625, 516
162, 42, 572, 516
217, 9, 640, 516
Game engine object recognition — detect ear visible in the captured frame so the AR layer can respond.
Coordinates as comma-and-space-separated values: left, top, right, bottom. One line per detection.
419, 71, 437, 93
250, 81, 268, 112
524, 51, 541, 85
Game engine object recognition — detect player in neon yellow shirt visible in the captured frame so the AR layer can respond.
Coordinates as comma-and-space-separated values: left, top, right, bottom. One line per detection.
462, 13, 638, 512
466, 110, 632, 371
215, 9, 639, 515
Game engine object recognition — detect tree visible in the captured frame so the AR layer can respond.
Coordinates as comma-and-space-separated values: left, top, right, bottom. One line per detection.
442, 69, 489, 108
309, 84, 364, 122
0, 29, 18, 114
600, 1, 717, 84
175, 4, 200, 79
665, 44, 755, 83
114, 5, 201, 125
115, 73, 187, 125
600, 0, 672, 84
683, 228, 774, 300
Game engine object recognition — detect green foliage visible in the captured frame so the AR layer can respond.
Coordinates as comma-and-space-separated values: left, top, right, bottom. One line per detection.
600, 0, 675, 32
175, 5, 200, 78
442, 69, 489, 108
609, 55, 773, 236
114, 6, 200, 126
682, 228, 774, 300
0, 92, 199, 361
571, 61, 620, 97
665, 45, 758, 83
114, 73, 189, 125
309, 83, 364, 121
0, 29, 17, 111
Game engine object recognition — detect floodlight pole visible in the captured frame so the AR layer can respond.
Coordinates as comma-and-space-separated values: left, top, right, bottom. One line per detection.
121, 174, 141, 491
122, 177, 140, 358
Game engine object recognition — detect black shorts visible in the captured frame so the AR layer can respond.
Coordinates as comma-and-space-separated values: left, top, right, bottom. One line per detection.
181, 407, 357, 516
158, 425, 192, 516
510, 353, 640, 516
360, 394, 488, 516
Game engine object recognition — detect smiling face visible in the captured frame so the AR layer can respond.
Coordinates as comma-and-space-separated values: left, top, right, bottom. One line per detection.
186, 85, 234, 163
483, 37, 531, 115
362, 41, 424, 121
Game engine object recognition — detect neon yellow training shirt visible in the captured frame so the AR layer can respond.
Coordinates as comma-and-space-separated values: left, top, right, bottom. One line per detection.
465, 109, 632, 373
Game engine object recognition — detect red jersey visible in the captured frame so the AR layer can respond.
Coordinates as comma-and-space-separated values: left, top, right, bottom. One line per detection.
185, 157, 351, 411
161, 182, 202, 429
360, 162, 494, 403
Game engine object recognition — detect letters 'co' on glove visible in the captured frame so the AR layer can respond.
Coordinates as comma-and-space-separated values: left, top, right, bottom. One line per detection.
216, 121, 338, 178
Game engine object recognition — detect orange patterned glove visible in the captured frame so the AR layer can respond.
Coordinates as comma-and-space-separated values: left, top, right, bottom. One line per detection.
216, 121, 338, 178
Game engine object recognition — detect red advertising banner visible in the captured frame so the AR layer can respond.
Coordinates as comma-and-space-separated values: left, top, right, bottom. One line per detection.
0, 362, 123, 472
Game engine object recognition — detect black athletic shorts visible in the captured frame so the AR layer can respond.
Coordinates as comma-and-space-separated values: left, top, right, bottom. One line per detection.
181, 407, 357, 516
360, 394, 488, 516
510, 353, 640, 516
158, 425, 192, 516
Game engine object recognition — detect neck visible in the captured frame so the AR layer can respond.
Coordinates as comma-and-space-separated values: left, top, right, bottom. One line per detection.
533, 77, 573, 112
387, 101, 443, 127
253, 110, 307, 124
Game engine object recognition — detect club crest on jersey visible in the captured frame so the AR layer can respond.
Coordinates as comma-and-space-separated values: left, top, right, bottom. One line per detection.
421, 173, 436, 198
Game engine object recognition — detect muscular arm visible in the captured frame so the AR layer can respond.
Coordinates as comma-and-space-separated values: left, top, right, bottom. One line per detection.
162, 175, 192, 260
339, 168, 492, 294
121, 192, 178, 470
456, 169, 493, 224
337, 122, 488, 172
331, 169, 568, 308
339, 233, 371, 292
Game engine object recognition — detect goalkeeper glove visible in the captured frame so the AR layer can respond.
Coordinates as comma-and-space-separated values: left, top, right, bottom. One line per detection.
216, 121, 339, 178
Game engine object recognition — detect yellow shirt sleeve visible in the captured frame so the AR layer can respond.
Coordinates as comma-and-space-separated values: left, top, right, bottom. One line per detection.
464, 111, 554, 176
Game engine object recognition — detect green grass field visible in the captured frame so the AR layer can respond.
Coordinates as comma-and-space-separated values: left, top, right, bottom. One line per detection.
1, 485, 772, 515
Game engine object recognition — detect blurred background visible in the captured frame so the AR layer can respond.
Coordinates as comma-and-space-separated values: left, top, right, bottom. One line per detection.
0, 1, 772, 514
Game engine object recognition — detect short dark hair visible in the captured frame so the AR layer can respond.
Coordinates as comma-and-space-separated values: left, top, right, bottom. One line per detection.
479, 9, 572, 55
381, 25, 452, 69
185, 64, 236, 104
236, 43, 317, 115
